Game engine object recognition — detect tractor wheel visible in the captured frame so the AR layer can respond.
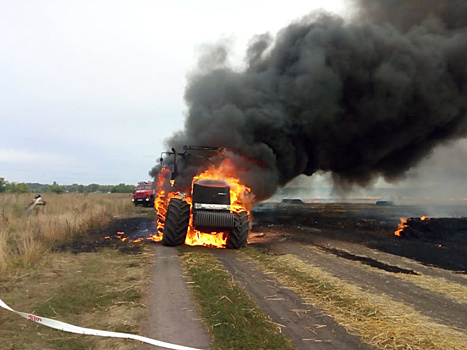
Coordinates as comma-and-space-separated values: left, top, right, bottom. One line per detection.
162, 198, 190, 246
226, 211, 249, 249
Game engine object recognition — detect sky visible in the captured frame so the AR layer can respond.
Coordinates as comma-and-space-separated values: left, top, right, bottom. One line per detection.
1, 0, 467, 198
1, 0, 348, 185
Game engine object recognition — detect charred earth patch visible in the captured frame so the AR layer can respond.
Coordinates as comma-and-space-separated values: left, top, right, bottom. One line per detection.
251, 203, 467, 273
54, 217, 158, 254
319, 246, 420, 275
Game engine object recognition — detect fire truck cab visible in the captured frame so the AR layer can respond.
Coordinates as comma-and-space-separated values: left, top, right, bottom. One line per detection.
132, 181, 155, 207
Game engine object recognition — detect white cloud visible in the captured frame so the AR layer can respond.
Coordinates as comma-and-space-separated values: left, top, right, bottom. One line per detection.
0, 149, 73, 164
0, 0, 349, 185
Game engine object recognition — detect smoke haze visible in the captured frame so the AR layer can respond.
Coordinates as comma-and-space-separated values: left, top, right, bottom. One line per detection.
151, 0, 467, 201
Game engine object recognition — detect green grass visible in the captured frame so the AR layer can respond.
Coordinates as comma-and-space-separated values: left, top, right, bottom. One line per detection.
34, 279, 141, 318
50, 336, 94, 350
178, 246, 295, 350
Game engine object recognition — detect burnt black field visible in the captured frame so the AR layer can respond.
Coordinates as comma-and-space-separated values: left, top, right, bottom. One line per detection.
56, 201, 467, 273
251, 202, 467, 273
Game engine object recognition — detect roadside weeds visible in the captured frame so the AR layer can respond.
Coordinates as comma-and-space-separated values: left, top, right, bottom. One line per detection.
178, 246, 296, 350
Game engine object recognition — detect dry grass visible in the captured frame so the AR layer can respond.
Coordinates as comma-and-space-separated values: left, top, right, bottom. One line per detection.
0, 193, 134, 272
245, 248, 467, 350
0, 247, 153, 350
304, 245, 467, 305
372, 266, 467, 305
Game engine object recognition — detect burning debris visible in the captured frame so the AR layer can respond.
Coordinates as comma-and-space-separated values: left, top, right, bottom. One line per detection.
394, 216, 467, 241
150, 0, 467, 201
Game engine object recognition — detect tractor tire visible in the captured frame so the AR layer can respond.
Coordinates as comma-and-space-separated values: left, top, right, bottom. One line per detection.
226, 211, 249, 249
162, 198, 190, 247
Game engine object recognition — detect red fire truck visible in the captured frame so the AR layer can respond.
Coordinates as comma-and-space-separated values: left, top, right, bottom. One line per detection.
131, 181, 155, 207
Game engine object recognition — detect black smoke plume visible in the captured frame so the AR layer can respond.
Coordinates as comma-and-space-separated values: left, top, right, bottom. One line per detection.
150, 0, 467, 201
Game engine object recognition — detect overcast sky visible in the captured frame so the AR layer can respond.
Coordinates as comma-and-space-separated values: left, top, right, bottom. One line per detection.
2, 0, 467, 197
1, 0, 348, 185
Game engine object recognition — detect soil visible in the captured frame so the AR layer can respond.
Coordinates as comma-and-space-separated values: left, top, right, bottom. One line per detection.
214, 250, 374, 350
54, 217, 157, 254
80, 203, 467, 350
141, 245, 211, 350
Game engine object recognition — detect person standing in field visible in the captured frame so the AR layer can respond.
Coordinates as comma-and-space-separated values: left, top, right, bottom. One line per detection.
28, 193, 47, 215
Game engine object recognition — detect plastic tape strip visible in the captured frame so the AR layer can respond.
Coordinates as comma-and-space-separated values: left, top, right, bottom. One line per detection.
0, 298, 204, 350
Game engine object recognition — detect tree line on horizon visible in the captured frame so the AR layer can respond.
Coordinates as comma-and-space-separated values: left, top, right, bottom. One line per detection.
0, 178, 135, 194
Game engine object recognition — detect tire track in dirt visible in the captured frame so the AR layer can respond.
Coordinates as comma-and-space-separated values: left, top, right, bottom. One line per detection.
213, 249, 375, 350
288, 225, 467, 286
259, 239, 467, 330
142, 245, 211, 350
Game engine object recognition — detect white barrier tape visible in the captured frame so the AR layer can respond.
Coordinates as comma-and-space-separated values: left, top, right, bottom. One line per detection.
0, 298, 205, 350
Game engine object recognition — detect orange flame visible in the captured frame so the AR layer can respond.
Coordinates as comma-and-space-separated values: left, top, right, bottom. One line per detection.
185, 159, 251, 248
115, 168, 175, 243
394, 218, 408, 237
150, 158, 252, 248
150, 168, 177, 242
192, 159, 252, 215
118, 158, 252, 248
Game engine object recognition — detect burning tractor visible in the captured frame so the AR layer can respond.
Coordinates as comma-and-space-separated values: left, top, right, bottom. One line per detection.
154, 146, 251, 249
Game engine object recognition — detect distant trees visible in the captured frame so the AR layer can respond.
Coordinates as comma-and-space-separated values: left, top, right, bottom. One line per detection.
61, 183, 135, 193
6, 182, 30, 193
0, 178, 136, 194
65, 184, 85, 193
0, 177, 30, 193
110, 183, 134, 193
88, 184, 100, 193
49, 185, 65, 194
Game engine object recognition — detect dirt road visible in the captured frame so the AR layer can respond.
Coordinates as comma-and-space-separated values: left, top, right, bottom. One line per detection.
141, 245, 211, 350
109, 204, 466, 350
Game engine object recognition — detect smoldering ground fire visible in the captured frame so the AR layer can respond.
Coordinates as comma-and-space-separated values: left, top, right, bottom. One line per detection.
151, 0, 467, 201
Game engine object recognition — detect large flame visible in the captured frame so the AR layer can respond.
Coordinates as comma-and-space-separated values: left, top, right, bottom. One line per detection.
185, 159, 252, 248
148, 158, 252, 248
147, 168, 176, 242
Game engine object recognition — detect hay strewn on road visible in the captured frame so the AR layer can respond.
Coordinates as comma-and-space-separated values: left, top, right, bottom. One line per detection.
245, 247, 467, 350
304, 245, 467, 305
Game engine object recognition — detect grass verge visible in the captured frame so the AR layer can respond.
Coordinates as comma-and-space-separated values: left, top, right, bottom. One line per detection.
0, 246, 153, 350
178, 246, 295, 350
244, 247, 467, 350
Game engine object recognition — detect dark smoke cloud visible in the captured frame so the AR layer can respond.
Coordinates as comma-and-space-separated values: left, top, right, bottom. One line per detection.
355, 0, 467, 32
150, 0, 467, 201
